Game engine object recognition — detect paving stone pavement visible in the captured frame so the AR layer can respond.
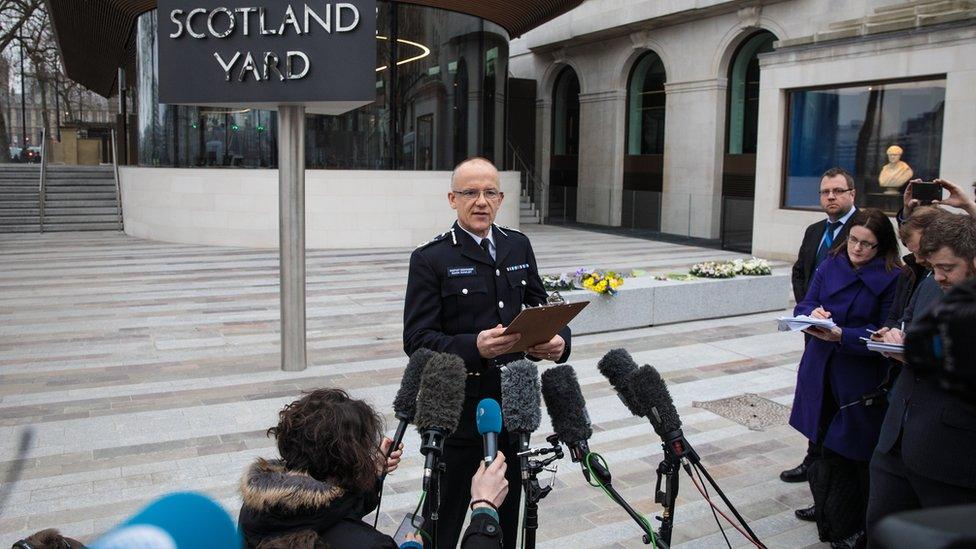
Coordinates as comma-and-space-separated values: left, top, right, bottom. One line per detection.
0, 227, 827, 548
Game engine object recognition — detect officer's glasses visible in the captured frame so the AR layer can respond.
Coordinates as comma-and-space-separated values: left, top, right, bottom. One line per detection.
452, 189, 503, 201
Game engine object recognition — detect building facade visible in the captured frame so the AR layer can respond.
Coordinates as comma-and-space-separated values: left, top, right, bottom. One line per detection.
509, 0, 975, 258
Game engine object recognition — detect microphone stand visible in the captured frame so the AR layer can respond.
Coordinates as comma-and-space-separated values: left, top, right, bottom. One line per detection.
654, 451, 680, 547
660, 430, 764, 549
517, 434, 564, 549
569, 441, 659, 546
420, 430, 447, 547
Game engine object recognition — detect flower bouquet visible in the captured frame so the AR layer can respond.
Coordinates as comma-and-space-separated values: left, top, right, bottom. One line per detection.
579, 269, 624, 295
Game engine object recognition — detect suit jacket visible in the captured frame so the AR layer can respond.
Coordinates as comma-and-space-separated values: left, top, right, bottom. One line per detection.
403, 222, 571, 442
874, 278, 976, 489
792, 217, 855, 302
790, 253, 899, 461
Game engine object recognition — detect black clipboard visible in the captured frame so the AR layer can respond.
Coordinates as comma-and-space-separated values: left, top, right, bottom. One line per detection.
501, 301, 589, 353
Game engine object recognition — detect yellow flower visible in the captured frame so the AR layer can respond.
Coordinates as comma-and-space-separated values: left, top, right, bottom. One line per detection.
596, 279, 608, 292
610, 277, 623, 289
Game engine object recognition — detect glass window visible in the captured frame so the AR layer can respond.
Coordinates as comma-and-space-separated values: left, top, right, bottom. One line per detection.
134, 3, 508, 170
727, 32, 775, 155
783, 78, 945, 210
552, 68, 580, 156
627, 52, 666, 155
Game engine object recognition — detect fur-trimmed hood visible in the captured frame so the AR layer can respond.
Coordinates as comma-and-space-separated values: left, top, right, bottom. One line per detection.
240, 458, 345, 512
238, 458, 374, 548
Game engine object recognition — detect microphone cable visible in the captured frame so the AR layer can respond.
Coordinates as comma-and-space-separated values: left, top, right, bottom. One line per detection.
581, 451, 657, 549
409, 490, 433, 545
692, 463, 731, 549
684, 462, 765, 549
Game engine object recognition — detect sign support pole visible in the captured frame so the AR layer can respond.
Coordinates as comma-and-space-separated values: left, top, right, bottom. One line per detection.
278, 104, 307, 371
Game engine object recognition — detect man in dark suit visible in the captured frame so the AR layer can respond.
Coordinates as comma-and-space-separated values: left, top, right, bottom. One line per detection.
403, 157, 571, 549
784, 167, 857, 521
865, 214, 976, 546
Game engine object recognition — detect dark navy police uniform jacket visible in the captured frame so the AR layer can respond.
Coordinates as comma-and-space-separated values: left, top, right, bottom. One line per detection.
403, 221, 571, 442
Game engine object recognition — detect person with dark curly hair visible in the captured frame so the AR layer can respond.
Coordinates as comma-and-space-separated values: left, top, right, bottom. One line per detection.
238, 388, 507, 549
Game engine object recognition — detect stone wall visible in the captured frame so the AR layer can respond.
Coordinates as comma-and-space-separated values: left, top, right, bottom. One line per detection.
119, 168, 521, 249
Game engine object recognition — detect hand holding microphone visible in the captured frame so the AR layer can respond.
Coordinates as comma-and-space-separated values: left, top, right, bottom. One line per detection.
476, 398, 502, 465
470, 452, 509, 510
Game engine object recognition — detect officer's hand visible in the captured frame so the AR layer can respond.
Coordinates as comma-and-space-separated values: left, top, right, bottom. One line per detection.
527, 335, 566, 361
378, 437, 403, 475
470, 452, 508, 509
477, 324, 521, 358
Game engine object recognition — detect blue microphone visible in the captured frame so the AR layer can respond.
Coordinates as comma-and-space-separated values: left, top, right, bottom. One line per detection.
476, 398, 503, 465
91, 492, 241, 549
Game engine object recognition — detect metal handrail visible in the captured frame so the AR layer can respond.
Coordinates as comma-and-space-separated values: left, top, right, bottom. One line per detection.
110, 129, 123, 229
506, 141, 545, 224
38, 127, 47, 233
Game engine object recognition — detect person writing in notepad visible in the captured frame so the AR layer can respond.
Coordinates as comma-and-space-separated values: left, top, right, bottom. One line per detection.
789, 208, 902, 549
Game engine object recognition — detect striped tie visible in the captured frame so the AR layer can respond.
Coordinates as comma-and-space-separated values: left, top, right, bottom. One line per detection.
816, 221, 840, 266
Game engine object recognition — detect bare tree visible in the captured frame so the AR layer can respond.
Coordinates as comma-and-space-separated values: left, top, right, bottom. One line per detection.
0, 0, 42, 160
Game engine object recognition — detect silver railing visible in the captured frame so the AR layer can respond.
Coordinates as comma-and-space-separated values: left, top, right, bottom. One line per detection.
111, 129, 123, 228
38, 127, 47, 232
506, 141, 544, 222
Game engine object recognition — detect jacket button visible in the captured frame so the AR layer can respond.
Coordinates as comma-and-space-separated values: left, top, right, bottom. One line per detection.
496, 269, 501, 276
521, 280, 526, 286
462, 288, 468, 295
498, 301, 504, 308
486, 525, 497, 534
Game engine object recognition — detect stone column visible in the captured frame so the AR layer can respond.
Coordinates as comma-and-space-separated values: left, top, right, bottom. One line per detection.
535, 98, 552, 219
942, 70, 976, 195
661, 78, 727, 239
577, 89, 626, 226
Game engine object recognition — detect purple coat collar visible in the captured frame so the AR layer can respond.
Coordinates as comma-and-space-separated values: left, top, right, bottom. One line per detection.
822, 253, 898, 297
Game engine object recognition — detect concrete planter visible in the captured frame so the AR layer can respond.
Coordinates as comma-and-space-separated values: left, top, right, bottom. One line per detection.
560, 269, 790, 335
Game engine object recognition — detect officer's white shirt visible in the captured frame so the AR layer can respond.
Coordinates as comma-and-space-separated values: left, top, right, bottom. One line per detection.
457, 224, 496, 261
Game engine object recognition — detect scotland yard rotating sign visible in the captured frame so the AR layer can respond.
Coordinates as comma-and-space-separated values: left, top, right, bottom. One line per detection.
157, 0, 376, 114
156, 1, 377, 371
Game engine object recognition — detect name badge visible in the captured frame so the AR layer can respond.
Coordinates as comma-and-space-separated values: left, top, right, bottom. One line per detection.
448, 267, 476, 277
506, 263, 529, 272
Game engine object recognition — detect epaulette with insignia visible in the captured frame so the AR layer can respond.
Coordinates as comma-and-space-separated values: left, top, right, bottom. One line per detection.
494, 224, 523, 236
416, 228, 456, 249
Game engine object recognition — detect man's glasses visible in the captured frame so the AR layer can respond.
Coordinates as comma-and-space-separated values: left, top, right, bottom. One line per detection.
848, 234, 879, 250
819, 188, 853, 197
452, 189, 503, 201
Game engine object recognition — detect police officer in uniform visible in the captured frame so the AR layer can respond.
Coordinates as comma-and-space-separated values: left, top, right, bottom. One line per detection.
403, 157, 571, 549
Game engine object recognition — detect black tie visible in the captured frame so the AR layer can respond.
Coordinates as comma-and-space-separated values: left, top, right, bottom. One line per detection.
816, 221, 840, 266
480, 238, 493, 263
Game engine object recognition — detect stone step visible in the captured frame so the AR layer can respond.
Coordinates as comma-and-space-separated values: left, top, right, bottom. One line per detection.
41, 222, 122, 232
41, 192, 117, 201
0, 223, 40, 233
0, 185, 38, 193
0, 200, 39, 209
41, 214, 121, 224
0, 208, 39, 216
0, 215, 39, 225
45, 186, 117, 194
33, 199, 118, 208
44, 207, 119, 216
0, 192, 40, 202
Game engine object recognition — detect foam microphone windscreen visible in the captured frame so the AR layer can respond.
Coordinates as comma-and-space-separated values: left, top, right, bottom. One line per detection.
627, 364, 682, 436
540, 364, 592, 444
392, 348, 436, 419
500, 359, 542, 433
597, 348, 643, 417
414, 352, 466, 435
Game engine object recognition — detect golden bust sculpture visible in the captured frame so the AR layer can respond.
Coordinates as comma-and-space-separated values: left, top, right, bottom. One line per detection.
879, 145, 914, 194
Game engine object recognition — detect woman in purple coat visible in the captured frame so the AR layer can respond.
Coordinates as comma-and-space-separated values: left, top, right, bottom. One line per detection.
790, 208, 902, 547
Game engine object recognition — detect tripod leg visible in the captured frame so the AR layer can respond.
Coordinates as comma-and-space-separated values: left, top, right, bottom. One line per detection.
695, 462, 764, 548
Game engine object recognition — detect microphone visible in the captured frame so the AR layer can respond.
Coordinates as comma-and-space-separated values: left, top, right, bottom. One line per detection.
628, 364, 697, 462
384, 348, 436, 480
91, 492, 241, 548
414, 352, 466, 490
540, 364, 593, 478
476, 398, 502, 464
501, 359, 542, 478
597, 348, 644, 417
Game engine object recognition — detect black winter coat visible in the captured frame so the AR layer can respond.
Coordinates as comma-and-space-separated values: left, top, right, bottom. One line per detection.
238, 458, 503, 549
